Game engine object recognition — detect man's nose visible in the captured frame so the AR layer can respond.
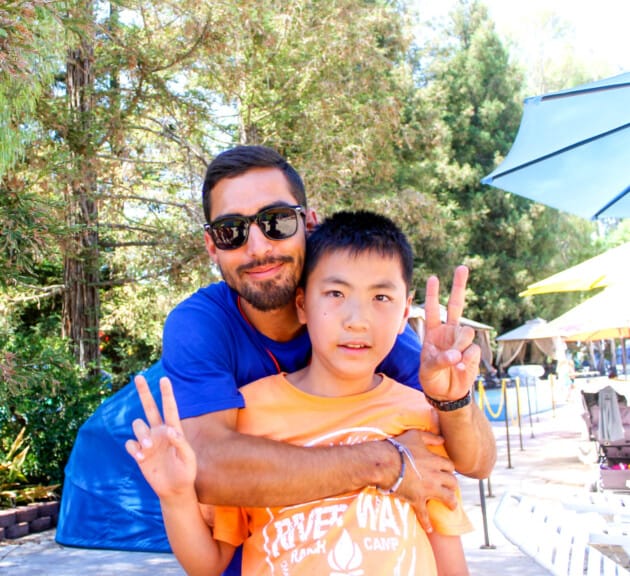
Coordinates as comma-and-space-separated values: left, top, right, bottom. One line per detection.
245, 222, 273, 257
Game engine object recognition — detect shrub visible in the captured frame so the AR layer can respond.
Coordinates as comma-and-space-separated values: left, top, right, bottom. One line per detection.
0, 331, 111, 488
0, 427, 58, 507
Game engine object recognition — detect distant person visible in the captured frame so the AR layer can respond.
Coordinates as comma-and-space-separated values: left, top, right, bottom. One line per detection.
127, 211, 473, 575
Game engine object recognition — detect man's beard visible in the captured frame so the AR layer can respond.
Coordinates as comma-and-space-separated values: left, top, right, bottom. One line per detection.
221, 255, 302, 312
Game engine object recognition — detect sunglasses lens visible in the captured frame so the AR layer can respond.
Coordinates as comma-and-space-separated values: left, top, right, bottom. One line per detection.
258, 207, 299, 240
211, 217, 248, 250
209, 206, 302, 250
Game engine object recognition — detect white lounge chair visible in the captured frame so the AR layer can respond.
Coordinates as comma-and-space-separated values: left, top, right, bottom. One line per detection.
494, 491, 630, 576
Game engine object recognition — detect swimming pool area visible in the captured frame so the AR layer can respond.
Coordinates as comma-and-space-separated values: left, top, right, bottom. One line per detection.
476, 377, 567, 422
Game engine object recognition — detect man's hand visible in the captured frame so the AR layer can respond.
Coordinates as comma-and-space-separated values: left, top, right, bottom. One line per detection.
393, 430, 458, 532
420, 265, 480, 401
125, 376, 197, 500
419, 265, 497, 479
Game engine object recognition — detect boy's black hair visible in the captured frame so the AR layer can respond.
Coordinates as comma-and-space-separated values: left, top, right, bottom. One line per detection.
202, 145, 307, 223
303, 210, 413, 291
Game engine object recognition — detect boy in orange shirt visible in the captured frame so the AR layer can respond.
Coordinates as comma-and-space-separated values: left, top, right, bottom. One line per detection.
127, 210, 472, 575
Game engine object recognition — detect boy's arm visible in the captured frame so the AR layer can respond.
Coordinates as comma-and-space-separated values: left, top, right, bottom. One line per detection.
126, 378, 235, 576
160, 489, 235, 576
427, 532, 470, 576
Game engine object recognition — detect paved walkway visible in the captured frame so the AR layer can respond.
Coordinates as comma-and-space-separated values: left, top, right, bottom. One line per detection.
0, 393, 607, 575
460, 393, 602, 575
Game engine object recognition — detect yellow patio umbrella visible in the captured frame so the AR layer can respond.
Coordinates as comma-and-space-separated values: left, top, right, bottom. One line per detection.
548, 285, 630, 342
548, 285, 630, 375
520, 241, 630, 297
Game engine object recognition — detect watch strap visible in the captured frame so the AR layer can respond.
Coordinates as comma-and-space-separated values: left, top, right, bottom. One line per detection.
425, 390, 472, 412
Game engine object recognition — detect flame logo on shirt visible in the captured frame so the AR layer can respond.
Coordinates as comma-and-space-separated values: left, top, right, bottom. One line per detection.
328, 529, 364, 575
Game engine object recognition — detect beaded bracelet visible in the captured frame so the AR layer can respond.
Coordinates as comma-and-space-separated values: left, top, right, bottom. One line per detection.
378, 437, 407, 495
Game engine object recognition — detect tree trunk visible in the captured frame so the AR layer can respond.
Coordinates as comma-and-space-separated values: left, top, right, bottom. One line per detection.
62, 1, 100, 372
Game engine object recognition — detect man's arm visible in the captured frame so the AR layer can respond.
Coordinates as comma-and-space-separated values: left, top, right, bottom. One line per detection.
181, 407, 458, 512
435, 401, 495, 478
419, 266, 496, 478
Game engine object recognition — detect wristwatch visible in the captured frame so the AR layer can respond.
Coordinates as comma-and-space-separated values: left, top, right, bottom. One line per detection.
425, 390, 472, 412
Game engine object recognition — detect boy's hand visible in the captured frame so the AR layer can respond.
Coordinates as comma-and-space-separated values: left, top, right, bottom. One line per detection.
419, 265, 480, 401
125, 376, 197, 500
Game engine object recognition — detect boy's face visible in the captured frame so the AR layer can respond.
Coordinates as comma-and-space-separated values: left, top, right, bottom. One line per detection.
296, 249, 412, 383
204, 167, 313, 311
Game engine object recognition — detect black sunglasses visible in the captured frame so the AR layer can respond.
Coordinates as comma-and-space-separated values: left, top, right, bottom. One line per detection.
204, 204, 305, 251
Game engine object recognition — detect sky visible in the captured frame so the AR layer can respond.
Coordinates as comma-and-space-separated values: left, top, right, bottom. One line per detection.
413, 0, 629, 88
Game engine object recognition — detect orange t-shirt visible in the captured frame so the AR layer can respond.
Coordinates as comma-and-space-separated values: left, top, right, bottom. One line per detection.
213, 374, 472, 575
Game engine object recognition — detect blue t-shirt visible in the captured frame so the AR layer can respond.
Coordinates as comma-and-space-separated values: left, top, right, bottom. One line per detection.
162, 282, 422, 419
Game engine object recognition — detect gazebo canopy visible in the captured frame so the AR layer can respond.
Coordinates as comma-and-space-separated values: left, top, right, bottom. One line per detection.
495, 318, 566, 370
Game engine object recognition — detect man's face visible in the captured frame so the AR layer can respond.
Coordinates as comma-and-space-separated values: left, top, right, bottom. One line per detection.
205, 167, 307, 311
295, 249, 412, 386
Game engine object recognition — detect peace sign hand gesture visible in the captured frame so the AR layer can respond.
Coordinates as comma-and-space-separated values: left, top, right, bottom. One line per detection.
419, 266, 480, 401
125, 376, 197, 501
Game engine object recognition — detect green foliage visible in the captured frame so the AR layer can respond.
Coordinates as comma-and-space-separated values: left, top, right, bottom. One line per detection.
0, 427, 29, 487
0, 327, 111, 485
0, 427, 58, 507
167, 0, 417, 211
1, 0, 421, 373
0, 175, 64, 287
0, 1, 63, 176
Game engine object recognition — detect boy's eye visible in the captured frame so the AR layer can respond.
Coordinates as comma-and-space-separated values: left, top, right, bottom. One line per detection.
326, 290, 344, 298
375, 294, 392, 302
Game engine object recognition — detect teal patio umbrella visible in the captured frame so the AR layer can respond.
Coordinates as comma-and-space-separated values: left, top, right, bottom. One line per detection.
482, 72, 630, 220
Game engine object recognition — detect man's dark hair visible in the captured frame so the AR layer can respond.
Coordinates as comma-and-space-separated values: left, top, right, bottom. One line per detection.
202, 145, 307, 223
303, 210, 414, 291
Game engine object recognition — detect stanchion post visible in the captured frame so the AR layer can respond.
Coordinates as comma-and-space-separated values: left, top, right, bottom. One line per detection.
515, 376, 524, 451
478, 479, 496, 549
502, 378, 513, 469
523, 375, 535, 438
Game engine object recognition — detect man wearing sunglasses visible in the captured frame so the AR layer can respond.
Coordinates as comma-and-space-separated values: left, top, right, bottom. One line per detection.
57, 146, 495, 574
